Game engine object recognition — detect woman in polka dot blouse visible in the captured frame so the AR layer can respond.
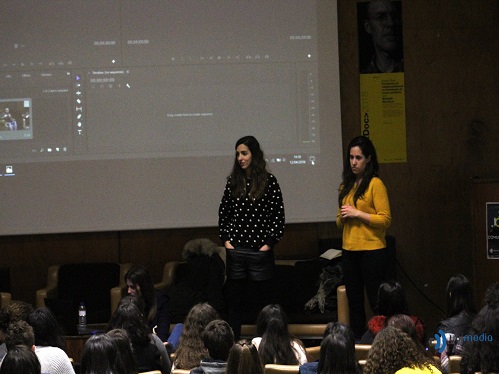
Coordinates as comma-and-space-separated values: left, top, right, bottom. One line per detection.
218, 135, 285, 339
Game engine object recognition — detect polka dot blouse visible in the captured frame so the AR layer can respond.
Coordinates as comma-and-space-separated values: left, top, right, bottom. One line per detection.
218, 173, 285, 250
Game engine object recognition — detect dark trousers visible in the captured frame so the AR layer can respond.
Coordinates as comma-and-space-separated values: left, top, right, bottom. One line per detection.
341, 247, 396, 339
225, 277, 274, 340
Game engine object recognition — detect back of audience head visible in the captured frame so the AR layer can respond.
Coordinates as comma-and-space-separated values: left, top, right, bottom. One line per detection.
256, 304, 289, 337
202, 319, 234, 361
318, 333, 359, 374
80, 333, 119, 374
107, 297, 150, 347
5, 320, 35, 350
323, 321, 355, 342
364, 326, 436, 374
107, 328, 138, 374
226, 340, 264, 374
446, 274, 476, 318
28, 307, 65, 349
256, 304, 299, 365
470, 281, 499, 335
174, 302, 219, 369
0, 309, 10, 345
376, 280, 408, 316
461, 282, 499, 374
5, 301, 34, 323
387, 314, 417, 342
0, 345, 41, 374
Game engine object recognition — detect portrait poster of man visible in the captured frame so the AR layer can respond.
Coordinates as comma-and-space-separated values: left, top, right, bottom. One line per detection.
486, 202, 499, 259
358, 0, 407, 163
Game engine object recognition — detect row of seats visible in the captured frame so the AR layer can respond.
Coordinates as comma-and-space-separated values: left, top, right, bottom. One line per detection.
34, 261, 347, 326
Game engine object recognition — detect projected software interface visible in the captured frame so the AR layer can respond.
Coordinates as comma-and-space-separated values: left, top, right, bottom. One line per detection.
0, 1, 319, 169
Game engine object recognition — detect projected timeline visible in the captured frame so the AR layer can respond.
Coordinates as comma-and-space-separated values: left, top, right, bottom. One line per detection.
0, 1, 320, 164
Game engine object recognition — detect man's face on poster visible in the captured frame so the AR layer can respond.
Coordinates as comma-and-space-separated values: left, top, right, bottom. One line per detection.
364, 0, 401, 54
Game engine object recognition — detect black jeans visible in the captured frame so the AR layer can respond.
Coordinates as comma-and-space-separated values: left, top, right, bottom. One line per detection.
341, 247, 396, 339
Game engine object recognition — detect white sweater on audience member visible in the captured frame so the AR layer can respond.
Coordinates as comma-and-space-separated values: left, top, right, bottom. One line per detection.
35, 346, 75, 374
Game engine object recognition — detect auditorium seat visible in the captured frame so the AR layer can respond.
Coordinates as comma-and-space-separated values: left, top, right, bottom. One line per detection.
36, 263, 130, 326
264, 364, 300, 373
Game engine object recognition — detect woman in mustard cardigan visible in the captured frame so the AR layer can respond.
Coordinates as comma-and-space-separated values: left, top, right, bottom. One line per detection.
336, 136, 392, 339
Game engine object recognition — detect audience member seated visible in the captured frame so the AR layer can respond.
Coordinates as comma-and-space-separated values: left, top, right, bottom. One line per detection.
226, 340, 264, 374
4, 320, 35, 351
172, 302, 219, 371
387, 314, 430, 354
0, 345, 41, 374
27, 307, 75, 374
80, 334, 122, 374
125, 265, 171, 343
364, 326, 441, 374
0, 309, 10, 362
190, 319, 234, 374
299, 322, 361, 374
107, 328, 138, 374
460, 282, 499, 374
438, 274, 476, 344
252, 304, 307, 366
107, 297, 169, 374
360, 281, 425, 345
5, 301, 34, 324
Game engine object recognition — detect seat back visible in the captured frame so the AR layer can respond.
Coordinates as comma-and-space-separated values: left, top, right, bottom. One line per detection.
305, 345, 321, 362
449, 355, 462, 374
264, 364, 300, 373
355, 344, 371, 361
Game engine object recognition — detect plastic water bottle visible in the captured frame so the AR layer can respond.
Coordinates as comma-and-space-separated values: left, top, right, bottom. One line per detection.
78, 302, 87, 327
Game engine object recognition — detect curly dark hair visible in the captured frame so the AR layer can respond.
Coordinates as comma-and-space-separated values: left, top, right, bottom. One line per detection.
5, 320, 35, 350
5, 301, 34, 323
364, 326, 438, 374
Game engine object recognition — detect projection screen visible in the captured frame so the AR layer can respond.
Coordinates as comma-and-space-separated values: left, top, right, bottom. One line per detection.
0, 0, 342, 235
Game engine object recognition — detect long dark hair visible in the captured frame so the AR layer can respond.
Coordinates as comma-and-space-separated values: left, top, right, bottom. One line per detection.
107, 296, 151, 347
338, 135, 379, 207
80, 334, 120, 374
256, 304, 300, 365
229, 135, 268, 200
318, 322, 359, 374
318, 334, 358, 374
107, 328, 138, 374
376, 280, 408, 317
446, 274, 476, 318
125, 265, 157, 323
0, 345, 41, 374
28, 307, 65, 349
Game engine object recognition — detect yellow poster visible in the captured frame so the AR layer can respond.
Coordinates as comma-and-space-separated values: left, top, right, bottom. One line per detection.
357, 0, 407, 163
360, 73, 406, 163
